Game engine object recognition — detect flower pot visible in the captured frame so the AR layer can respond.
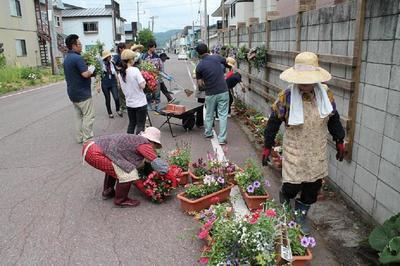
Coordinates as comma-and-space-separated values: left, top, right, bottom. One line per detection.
240, 189, 270, 210
179, 171, 190, 185
292, 249, 313, 266
189, 170, 203, 183
177, 183, 235, 213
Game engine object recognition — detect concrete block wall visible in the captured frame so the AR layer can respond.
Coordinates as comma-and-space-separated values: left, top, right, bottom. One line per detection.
231, 0, 400, 224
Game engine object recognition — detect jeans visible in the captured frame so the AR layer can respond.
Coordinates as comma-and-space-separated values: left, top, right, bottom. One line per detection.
205, 91, 229, 142
145, 86, 161, 111
117, 84, 126, 111
160, 82, 173, 102
101, 83, 120, 114
127, 105, 147, 134
228, 89, 234, 114
73, 98, 95, 143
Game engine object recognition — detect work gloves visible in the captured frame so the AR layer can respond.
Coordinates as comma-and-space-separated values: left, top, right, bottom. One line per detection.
262, 148, 271, 166
87, 65, 96, 74
336, 141, 345, 161
166, 75, 173, 81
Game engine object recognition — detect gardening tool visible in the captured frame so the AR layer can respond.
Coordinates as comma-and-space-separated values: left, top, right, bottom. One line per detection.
168, 78, 194, 97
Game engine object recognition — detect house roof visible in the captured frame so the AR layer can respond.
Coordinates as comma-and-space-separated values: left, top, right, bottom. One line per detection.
62, 8, 112, 18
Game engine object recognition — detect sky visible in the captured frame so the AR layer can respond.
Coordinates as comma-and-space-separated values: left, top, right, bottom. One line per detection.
64, 0, 221, 32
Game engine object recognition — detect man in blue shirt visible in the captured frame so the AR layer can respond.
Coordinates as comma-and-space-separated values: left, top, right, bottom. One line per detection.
195, 43, 230, 145
141, 40, 161, 111
63, 34, 96, 144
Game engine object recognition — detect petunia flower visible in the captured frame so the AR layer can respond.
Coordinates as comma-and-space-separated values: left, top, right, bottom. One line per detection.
300, 236, 310, 248
288, 221, 297, 228
308, 237, 316, 248
199, 257, 209, 264
247, 184, 255, 193
265, 209, 277, 217
253, 180, 261, 188
197, 230, 209, 239
217, 176, 225, 184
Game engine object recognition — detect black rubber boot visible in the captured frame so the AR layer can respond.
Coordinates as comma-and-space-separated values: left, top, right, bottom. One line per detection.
102, 174, 116, 200
294, 199, 311, 235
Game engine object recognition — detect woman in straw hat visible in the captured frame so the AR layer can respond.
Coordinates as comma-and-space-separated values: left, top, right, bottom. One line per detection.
100, 50, 122, 118
225, 57, 246, 115
118, 49, 148, 135
262, 52, 345, 234
82, 127, 168, 207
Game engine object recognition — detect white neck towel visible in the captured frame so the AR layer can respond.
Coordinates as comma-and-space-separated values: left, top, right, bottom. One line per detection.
288, 83, 333, 126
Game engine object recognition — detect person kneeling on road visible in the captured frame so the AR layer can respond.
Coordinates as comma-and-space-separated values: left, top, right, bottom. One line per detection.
82, 127, 168, 207
262, 52, 345, 234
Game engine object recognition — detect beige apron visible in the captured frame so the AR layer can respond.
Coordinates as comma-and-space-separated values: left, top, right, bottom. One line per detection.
282, 97, 328, 184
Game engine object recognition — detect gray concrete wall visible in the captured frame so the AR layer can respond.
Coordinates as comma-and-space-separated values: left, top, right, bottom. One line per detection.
228, 0, 400, 224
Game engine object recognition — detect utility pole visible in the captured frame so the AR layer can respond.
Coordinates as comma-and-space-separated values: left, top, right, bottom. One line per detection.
204, 0, 208, 47
149, 16, 158, 32
46, 0, 58, 75
137, 1, 140, 24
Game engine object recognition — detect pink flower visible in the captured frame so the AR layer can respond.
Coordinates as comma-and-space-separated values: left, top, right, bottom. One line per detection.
199, 257, 209, 264
198, 229, 209, 239
265, 209, 277, 218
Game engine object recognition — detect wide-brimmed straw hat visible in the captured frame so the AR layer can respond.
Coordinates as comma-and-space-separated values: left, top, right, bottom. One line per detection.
101, 50, 112, 60
280, 52, 331, 84
140, 127, 162, 148
121, 49, 140, 63
226, 57, 236, 68
131, 44, 144, 52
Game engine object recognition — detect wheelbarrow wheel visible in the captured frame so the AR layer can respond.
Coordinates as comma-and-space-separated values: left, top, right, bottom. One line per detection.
182, 114, 195, 130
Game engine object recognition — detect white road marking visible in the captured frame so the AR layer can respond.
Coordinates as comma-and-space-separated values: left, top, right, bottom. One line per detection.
0, 81, 64, 100
186, 64, 197, 91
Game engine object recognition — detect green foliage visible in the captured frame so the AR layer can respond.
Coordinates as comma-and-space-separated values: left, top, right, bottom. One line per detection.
250, 45, 267, 70
20, 67, 42, 80
168, 144, 191, 171
380, 236, 400, 264
82, 46, 102, 78
368, 213, 400, 264
184, 180, 224, 200
236, 45, 249, 62
275, 132, 284, 145
0, 54, 6, 68
137, 28, 155, 48
287, 224, 307, 256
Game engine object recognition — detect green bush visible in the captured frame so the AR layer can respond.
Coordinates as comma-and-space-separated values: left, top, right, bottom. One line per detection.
368, 213, 400, 264
0, 54, 6, 68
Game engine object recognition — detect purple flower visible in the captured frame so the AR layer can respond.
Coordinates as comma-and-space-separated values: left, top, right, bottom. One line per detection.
308, 237, 316, 248
217, 176, 225, 184
253, 180, 261, 188
247, 184, 255, 193
300, 236, 310, 248
264, 180, 271, 187
288, 221, 296, 228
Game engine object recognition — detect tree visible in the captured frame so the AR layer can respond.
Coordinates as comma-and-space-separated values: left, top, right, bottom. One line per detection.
137, 29, 155, 48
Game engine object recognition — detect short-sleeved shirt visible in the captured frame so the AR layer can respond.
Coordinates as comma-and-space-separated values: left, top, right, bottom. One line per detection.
196, 54, 228, 96
118, 66, 147, 108
63, 50, 91, 102
113, 53, 122, 70
226, 72, 242, 89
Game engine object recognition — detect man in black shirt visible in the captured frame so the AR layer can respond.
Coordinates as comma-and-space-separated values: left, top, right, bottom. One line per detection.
225, 57, 246, 115
195, 44, 230, 145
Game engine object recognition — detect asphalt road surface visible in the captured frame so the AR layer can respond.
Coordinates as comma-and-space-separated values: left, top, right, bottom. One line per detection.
0, 55, 340, 265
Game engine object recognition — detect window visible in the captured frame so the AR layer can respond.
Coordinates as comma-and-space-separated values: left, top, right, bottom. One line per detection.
16, 39, 27, 56
9, 0, 22, 17
83, 22, 98, 33
55, 16, 61, 27
230, 3, 236, 18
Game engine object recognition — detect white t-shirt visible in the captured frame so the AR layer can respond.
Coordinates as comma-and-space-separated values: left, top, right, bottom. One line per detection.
118, 67, 147, 108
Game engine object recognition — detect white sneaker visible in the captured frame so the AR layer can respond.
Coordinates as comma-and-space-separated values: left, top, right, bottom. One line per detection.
215, 117, 220, 121
227, 114, 232, 118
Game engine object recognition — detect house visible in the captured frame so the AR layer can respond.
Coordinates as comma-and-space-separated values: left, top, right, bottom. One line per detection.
124, 22, 142, 43
62, 1, 126, 52
0, 0, 41, 66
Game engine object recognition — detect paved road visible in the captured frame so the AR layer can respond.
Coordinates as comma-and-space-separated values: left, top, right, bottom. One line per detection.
0, 55, 339, 265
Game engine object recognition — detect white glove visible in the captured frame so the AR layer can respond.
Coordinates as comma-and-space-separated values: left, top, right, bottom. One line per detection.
87, 65, 96, 74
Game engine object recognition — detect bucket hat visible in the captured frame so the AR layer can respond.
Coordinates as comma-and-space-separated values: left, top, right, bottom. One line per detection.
226, 57, 236, 68
121, 49, 140, 63
139, 127, 162, 148
131, 44, 144, 52
101, 50, 112, 60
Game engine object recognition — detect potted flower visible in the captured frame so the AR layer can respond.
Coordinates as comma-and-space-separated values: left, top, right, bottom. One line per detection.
135, 163, 180, 203
176, 175, 234, 213
283, 221, 315, 266
168, 144, 191, 185
138, 61, 159, 93
189, 157, 210, 183
235, 159, 270, 210
199, 207, 280, 265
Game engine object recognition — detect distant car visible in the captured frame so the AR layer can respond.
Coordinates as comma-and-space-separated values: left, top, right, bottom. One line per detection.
178, 53, 188, 60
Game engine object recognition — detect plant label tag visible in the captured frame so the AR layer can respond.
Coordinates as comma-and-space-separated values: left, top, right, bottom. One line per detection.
281, 245, 293, 261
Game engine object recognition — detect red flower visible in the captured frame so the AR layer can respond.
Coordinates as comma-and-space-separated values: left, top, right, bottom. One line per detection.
199, 257, 209, 264
198, 229, 209, 239
265, 209, 277, 218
